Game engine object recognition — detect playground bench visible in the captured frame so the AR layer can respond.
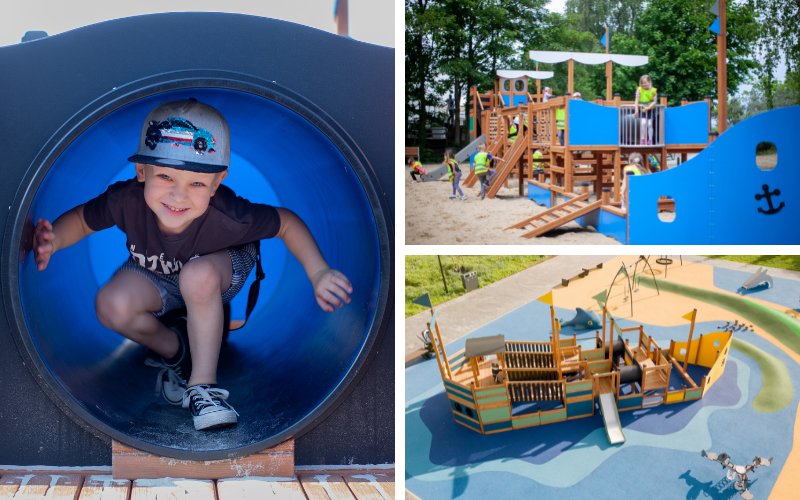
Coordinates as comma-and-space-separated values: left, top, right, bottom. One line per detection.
405, 146, 420, 162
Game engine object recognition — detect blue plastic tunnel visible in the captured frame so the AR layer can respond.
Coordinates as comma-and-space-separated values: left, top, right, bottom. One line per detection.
11, 86, 388, 459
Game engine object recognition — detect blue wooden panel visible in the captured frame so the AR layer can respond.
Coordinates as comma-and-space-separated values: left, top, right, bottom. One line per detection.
569, 100, 618, 146
452, 411, 481, 431
567, 399, 594, 418
482, 420, 514, 432
527, 182, 552, 207
629, 106, 800, 244
665, 102, 708, 145
594, 208, 627, 243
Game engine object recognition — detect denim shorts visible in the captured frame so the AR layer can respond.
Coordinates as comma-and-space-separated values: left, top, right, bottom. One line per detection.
116, 242, 259, 317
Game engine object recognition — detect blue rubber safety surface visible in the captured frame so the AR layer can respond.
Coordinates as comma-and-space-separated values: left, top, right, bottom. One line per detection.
406, 267, 800, 499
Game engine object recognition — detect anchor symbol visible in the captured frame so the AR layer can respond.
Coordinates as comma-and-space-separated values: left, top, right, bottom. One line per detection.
755, 184, 784, 215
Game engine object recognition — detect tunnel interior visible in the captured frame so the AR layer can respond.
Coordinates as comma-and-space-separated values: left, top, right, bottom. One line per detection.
15, 87, 385, 459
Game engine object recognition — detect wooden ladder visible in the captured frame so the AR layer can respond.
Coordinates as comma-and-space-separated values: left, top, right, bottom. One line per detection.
506, 193, 603, 238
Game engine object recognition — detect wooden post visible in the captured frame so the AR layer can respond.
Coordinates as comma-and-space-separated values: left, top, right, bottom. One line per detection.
568, 59, 574, 94
717, 0, 727, 133
684, 309, 697, 371
429, 321, 447, 380
435, 320, 452, 379
604, 25, 612, 101
334, 0, 349, 37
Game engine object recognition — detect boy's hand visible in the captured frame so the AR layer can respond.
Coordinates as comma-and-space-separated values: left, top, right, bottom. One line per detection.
312, 268, 353, 312
33, 218, 57, 271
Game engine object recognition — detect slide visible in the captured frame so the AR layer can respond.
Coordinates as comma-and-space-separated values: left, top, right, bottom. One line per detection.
598, 392, 625, 445
421, 135, 489, 181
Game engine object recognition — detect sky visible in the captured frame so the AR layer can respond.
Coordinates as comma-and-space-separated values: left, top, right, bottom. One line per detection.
0, 0, 394, 47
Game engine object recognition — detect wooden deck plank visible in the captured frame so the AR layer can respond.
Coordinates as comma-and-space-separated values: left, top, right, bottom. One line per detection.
0, 475, 22, 497
78, 475, 131, 500
130, 478, 215, 500
0, 474, 83, 500
344, 473, 395, 499
299, 473, 356, 499
217, 477, 306, 499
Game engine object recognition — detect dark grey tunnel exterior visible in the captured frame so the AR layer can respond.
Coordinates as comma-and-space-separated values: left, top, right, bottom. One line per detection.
0, 13, 393, 465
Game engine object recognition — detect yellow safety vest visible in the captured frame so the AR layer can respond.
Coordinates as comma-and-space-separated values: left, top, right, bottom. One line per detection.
413, 161, 423, 172
508, 124, 518, 143
624, 164, 644, 176
638, 86, 657, 104
555, 108, 565, 130
474, 152, 489, 174
446, 159, 459, 180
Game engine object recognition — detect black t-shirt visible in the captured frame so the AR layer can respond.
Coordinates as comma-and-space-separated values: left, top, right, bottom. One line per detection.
83, 178, 280, 275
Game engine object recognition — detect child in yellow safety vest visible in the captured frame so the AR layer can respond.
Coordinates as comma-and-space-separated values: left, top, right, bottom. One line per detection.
472, 143, 503, 200
634, 74, 658, 145
444, 149, 466, 200
556, 106, 565, 146
508, 118, 519, 144
621, 152, 652, 210
408, 157, 427, 182
531, 149, 544, 174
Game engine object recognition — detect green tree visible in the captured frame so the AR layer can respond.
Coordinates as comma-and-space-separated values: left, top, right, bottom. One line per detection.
746, 0, 800, 107
406, 0, 441, 156
629, 0, 758, 116
565, 0, 646, 36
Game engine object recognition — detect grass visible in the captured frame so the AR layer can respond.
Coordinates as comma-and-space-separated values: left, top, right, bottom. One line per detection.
405, 256, 548, 317
706, 255, 800, 272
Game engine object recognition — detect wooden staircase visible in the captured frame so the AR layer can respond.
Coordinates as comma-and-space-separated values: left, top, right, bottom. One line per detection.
506, 193, 603, 238
486, 132, 527, 198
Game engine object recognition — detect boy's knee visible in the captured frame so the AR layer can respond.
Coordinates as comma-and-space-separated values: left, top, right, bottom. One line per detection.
96, 286, 137, 330
179, 258, 224, 303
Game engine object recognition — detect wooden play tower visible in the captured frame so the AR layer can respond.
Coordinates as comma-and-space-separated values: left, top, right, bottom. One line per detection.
465, 51, 713, 240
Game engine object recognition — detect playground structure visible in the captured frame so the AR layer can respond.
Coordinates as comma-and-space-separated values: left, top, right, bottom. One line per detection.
465, 70, 712, 238
455, 51, 800, 244
738, 267, 774, 294
423, 288, 732, 444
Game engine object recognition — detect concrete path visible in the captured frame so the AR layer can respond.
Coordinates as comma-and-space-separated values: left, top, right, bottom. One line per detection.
405, 255, 800, 359
405, 255, 611, 358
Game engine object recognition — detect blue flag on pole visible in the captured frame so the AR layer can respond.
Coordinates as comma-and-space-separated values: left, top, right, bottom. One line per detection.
710, 17, 720, 34
413, 293, 432, 309
600, 33, 607, 49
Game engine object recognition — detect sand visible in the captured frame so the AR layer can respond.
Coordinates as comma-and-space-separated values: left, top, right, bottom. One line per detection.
405, 165, 620, 245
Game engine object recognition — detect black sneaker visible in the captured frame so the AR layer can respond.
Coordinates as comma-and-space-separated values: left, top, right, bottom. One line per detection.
144, 319, 191, 406
182, 384, 239, 430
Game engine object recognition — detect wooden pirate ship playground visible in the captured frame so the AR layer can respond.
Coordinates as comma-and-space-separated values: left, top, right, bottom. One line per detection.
423, 269, 733, 444
451, 50, 799, 244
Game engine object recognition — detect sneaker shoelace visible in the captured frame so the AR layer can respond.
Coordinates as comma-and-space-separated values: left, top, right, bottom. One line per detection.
144, 357, 187, 397
188, 385, 240, 416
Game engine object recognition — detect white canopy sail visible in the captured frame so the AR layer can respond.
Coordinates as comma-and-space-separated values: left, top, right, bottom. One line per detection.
496, 69, 554, 80
529, 50, 648, 67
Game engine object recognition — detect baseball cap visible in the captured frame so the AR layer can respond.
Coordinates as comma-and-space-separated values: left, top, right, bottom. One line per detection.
128, 98, 230, 173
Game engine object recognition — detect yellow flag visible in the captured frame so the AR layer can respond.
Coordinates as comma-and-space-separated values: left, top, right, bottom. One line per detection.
681, 310, 696, 321
537, 291, 553, 305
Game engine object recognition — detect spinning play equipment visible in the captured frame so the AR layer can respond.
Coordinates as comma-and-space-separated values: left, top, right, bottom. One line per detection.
0, 13, 392, 463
